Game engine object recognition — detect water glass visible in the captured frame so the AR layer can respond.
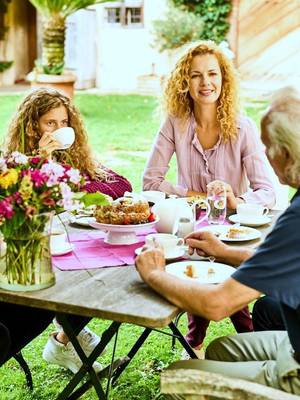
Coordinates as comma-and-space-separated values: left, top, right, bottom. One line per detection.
207, 183, 227, 225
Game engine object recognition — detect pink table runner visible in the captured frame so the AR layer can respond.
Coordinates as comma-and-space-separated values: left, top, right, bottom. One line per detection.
52, 229, 156, 271
53, 217, 231, 271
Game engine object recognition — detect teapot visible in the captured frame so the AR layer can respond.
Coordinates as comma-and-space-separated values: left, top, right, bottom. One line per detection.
152, 198, 210, 234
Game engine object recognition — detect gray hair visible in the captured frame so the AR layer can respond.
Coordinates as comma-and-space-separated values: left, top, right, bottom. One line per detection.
261, 86, 300, 183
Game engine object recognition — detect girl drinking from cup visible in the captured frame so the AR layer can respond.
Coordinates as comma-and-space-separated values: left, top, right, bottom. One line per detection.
143, 40, 276, 356
3, 87, 132, 373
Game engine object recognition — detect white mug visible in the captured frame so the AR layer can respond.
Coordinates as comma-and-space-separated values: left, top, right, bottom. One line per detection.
50, 229, 67, 250
145, 233, 184, 258
52, 127, 75, 150
236, 203, 269, 217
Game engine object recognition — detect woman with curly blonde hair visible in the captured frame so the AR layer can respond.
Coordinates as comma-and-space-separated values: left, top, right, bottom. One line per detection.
143, 40, 276, 357
5, 87, 132, 198
143, 40, 275, 209
3, 87, 132, 374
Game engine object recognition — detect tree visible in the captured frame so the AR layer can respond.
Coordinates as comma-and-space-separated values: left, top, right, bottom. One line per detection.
152, 5, 204, 52
29, 0, 113, 74
172, 0, 232, 44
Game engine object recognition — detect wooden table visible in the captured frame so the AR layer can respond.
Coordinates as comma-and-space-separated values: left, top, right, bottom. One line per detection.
0, 250, 194, 399
0, 211, 281, 399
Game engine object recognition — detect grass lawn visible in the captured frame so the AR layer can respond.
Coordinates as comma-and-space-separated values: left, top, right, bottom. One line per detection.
0, 93, 267, 399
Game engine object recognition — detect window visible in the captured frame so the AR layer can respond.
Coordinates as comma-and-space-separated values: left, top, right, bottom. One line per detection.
105, 1, 143, 27
107, 8, 121, 24
126, 7, 142, 25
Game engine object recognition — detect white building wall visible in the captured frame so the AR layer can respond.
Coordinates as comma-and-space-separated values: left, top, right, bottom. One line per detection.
65, 8, 97, 89
95, 0, 169, 93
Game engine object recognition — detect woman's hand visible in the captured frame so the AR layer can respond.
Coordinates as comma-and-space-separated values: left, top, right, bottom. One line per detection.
185, 230, 229, 260
207, 180, 245, 210
38, 132, 62, 159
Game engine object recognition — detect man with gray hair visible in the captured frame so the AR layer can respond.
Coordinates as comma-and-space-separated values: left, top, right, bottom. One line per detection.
136, 86, 300, 394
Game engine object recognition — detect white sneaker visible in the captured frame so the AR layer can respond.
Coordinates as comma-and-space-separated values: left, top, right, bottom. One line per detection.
77, 327, 101, 356
52, 319, 102, 357
43, 333, 102, 374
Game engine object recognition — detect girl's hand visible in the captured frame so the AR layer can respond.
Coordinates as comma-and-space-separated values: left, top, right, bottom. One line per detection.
38, 132, 62, 159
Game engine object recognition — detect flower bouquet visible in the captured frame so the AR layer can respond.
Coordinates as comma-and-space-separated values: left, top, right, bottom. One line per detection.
0, 152, 108, 291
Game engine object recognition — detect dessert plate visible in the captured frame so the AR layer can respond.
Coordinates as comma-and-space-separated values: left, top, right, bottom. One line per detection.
228, 214, 271, 227
166, 260, 235, 284
198, 225, 262, 242
51, 243, 74, 256
89, 218, 159, 245
135, 246, 185, 260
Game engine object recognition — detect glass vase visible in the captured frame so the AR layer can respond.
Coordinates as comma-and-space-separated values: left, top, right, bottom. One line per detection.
0, 213, 55, 291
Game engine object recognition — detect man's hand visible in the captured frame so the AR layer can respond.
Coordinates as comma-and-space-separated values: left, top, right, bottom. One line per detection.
135, 242, 166, 283
185, 231, 229, 261
186, 230, 253, 266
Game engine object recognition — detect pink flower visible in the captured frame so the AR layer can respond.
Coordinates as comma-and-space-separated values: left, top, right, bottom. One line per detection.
66, 168, 81, 184
30, 169, 47, 188
13, 192, 23, 205
0, 198, 14, 219
30, 156, 42, 165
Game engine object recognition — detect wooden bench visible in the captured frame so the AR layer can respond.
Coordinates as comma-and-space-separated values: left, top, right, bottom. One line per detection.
161, 369, 299, 399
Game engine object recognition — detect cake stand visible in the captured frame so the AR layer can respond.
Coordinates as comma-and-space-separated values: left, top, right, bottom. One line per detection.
88, 218, 159, 245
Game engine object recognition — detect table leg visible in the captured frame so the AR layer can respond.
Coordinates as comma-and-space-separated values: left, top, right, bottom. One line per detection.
56, 314, 121, 400
168, 322, 198, 359
111, 327, 152, 385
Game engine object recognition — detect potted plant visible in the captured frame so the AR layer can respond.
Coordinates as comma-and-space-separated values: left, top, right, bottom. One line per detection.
27, 0, 112, 97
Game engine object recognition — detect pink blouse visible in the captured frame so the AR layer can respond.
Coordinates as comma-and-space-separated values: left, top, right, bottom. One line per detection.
143, 114, 276, 207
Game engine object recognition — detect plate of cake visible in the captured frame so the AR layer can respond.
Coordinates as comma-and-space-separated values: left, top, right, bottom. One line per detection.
166, 260, 235, 284
89, 197, 159, 244
198, 225, 262, 242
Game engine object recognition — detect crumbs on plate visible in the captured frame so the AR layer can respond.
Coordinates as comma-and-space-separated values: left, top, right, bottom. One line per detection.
184, 264, 198, 278
226, 227, 250, 239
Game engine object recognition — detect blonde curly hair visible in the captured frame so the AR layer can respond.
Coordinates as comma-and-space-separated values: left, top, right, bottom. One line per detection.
5, 88, 107, 179
164, 40, 239, 142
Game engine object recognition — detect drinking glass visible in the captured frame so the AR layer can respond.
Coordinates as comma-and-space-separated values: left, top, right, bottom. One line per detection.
207, 182, 227, 225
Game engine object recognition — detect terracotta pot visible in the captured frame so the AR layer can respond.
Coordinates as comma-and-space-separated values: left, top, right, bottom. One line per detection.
27, 71, 76, 98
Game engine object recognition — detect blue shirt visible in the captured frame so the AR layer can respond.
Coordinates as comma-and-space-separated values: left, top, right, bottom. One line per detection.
233, 189, 300, 353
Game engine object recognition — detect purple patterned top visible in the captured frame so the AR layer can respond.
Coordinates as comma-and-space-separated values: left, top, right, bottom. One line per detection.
143, 114, 276, 207
82, 169, 132, 199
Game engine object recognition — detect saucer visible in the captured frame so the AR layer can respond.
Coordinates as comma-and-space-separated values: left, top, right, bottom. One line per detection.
135, 246, 185, 260
51, 243, 74, 256
229, 214, 271, 227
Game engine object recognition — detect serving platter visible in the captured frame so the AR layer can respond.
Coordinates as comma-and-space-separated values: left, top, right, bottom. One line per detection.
88, 218, 159, 245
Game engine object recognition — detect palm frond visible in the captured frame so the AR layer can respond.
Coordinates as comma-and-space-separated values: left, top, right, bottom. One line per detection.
29, 0, 117, 18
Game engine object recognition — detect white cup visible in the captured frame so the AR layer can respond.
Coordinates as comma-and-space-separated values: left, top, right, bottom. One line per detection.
50, 229, 67, 250
140, 191, 166, 204
52, 127, 75, 150
236, 203, 269, 217
145, 233, 184, 258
